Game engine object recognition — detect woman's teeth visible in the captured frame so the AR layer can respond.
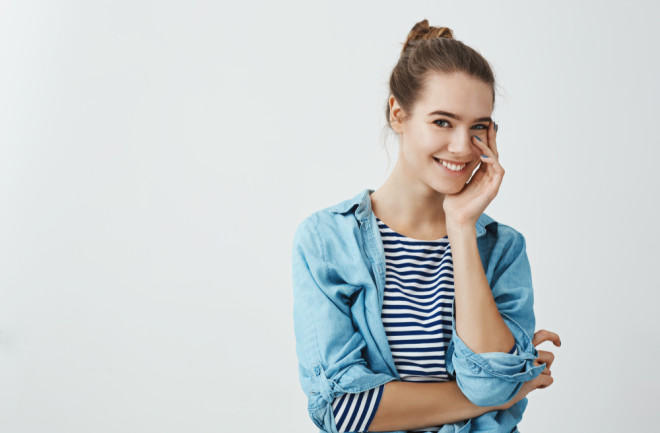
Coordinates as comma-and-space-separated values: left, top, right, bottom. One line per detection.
434, 158, 467, 171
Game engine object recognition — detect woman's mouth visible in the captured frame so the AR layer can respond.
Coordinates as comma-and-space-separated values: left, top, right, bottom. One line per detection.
433, 157, 472, 177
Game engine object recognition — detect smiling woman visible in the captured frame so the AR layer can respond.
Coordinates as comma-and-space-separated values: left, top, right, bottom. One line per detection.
292, 18, 560, 433
387, 66, 496, 200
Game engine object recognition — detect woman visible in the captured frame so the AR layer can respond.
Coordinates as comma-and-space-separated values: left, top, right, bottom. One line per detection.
291, 19, 560, 433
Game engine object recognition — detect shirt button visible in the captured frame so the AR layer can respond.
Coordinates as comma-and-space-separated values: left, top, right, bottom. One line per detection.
314, 366, 321, 376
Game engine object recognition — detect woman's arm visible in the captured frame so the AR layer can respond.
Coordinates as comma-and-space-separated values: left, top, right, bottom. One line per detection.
443, 224, 547, 408
448, 223, 516, 354
367, 380, 506, 432
368, 335, 559, 433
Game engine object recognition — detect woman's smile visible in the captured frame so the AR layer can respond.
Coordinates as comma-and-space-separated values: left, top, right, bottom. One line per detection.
433, 156, 473, 177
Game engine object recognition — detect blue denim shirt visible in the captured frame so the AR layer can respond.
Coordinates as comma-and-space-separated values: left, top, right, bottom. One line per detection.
291, 188, 546, 433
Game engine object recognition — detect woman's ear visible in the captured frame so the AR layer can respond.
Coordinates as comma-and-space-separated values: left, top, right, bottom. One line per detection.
389, 95, 405, 134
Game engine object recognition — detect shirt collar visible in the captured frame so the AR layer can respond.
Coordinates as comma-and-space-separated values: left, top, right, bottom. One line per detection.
328, 188, 498, 237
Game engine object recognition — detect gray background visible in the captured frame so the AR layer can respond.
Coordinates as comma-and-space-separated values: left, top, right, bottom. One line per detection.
1, 0, 658, 431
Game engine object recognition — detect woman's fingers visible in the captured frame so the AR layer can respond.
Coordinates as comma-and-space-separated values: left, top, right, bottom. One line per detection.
471, 135, 505, 175
532, 329, 561, 348
533, 361, 552, 375
535, 349, 555, 369
488, 121, 499, 159
527, 331, 560, 392
535, 374, 554, 389
471, 135, 495, 159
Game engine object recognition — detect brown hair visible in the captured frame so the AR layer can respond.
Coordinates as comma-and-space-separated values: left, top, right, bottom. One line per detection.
382, 19, 497, 145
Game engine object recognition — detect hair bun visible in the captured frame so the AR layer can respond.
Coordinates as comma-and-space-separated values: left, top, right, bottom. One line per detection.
402, 19, 454, 54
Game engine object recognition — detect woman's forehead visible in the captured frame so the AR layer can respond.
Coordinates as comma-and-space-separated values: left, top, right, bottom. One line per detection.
415, 73, 492, 115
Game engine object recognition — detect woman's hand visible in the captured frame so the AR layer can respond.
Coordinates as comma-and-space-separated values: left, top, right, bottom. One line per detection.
443, 122, 504, 228
531, 330, 560, 388
498, 329, 561, 410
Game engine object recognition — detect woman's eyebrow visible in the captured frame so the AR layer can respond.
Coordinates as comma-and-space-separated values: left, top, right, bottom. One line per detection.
428, 110, 492, 123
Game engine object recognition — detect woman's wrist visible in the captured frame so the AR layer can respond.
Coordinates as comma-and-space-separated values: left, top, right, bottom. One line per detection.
446, 220, 477, 239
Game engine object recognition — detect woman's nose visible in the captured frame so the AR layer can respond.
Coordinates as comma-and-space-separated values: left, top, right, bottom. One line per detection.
447, 131, 476, 155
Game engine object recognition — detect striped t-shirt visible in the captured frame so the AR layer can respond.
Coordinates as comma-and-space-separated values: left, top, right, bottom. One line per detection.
331, 216, 517, 433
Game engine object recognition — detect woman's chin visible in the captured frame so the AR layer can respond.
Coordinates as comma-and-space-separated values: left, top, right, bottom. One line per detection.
427, 180, 467, 196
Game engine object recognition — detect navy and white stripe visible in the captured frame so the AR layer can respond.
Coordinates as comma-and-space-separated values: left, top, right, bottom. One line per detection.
332, 384, 384, 432
331, 217, 516, 433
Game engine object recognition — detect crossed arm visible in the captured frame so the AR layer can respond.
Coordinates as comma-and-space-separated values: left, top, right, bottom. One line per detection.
367, 224, 523, 432
367, 380, 507, 431
292, 217, 549, 433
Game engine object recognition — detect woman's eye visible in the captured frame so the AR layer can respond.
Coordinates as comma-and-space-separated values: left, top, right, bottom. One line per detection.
433, 120, 489, 129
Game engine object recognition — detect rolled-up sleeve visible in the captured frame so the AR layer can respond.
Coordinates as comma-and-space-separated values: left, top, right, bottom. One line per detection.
445, 229, 547, 407
292, 216, 396, 432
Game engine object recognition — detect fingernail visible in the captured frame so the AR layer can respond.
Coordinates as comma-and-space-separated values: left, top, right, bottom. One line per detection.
474, 135, 482, 141
494, 122, 498, 132
481, 155, 489, 158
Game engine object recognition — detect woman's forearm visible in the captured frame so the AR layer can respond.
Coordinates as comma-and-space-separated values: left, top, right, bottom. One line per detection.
447, 223, 515, 354
367, 380, 504, 431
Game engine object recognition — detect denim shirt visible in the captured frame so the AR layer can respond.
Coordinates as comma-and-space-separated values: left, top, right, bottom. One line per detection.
291, 188, 547, 433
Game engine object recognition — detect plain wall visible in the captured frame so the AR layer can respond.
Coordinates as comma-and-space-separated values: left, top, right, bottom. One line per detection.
1, 0, 658, 431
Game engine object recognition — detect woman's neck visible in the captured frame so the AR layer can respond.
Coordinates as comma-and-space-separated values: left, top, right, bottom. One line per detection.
369, 182, 448, 241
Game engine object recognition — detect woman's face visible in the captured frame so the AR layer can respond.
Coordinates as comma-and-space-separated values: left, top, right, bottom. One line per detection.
390, 71, 493, 194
